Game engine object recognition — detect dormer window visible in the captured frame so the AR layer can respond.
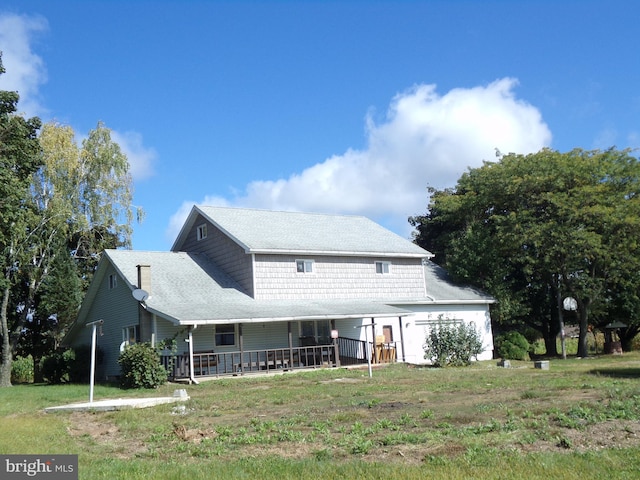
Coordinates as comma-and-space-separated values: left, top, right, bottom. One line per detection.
197, 224, 207, 241
375, 261, 391, 274
296, 259, 314, 273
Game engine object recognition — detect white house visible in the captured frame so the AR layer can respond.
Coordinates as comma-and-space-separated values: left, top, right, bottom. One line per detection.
64, 206, 494, 381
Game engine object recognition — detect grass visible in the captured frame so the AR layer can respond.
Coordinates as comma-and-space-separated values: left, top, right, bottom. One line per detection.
3, 353, 640, 479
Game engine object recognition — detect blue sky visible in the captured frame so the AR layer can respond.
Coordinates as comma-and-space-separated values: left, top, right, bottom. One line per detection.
1, 1, 638, 251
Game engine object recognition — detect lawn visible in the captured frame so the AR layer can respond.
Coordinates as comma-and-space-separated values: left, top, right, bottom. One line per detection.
3, 353, 640, 479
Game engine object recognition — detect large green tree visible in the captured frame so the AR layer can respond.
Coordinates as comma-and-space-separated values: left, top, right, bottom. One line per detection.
410, 148, 640, 357
0, 54, 43, 386
12, 121, 143, 383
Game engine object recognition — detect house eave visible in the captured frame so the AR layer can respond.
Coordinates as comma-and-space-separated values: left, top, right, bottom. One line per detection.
247, 248, 430, 258
391, 299, 496, 306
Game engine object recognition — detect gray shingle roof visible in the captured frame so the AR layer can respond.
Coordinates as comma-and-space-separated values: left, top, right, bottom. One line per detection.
179, 206, 431, 257
105, 250, 410, 324
422, 262, 494, 303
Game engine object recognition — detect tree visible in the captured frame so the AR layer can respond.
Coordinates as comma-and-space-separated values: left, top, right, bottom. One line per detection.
0, 53, 43, 386
11, 121, 143, 383
410, 148, 640, 357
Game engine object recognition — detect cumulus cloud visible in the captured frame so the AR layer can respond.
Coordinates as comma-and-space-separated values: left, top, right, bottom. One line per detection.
168, 78, 552, 241
111, 130, 157, 181
0, 13, 48, 117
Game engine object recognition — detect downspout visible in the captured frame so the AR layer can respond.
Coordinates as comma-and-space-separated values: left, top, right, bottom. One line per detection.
187, 325, 199, 385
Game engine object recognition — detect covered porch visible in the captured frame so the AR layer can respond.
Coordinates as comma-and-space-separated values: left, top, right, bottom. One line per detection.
157, 316, 405, 381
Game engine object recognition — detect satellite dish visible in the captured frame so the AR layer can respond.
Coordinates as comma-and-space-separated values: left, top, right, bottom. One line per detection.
132, 289, 149, 302
563, 297, 577, 311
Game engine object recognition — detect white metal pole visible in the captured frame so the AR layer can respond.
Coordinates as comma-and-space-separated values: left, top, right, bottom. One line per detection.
89, 324, 97, 404
86, 319, 103, 404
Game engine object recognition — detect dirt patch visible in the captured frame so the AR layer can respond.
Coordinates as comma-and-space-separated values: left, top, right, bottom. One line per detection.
66, 412, 147, 458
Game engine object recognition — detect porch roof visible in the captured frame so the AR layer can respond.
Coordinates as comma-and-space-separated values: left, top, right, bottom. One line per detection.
104, 249, 411, 325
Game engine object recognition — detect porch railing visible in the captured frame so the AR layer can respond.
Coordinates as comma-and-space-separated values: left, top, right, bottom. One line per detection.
161, 338, 397, 381
336, 337, 398, 366
161, 343, 341, 380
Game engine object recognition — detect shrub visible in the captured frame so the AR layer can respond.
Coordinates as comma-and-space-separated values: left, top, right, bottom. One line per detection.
11, 355, 34, 384
41, 350, 71, 384
423, 322, 484, 367
496, 331, 530, 361
118, 342, 167, 389
67, 345, 103, 383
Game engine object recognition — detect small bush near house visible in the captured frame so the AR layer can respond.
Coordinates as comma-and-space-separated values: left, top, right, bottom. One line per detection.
67, 345, 104, 383
495, 331, 531, 361
41, 349, 73, 384
11, 355, 34, 384
118, 342, 167, 389
423, 322, 484, 367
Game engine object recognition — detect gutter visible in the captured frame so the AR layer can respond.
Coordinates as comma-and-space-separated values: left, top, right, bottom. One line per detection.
186, 326, 199, 385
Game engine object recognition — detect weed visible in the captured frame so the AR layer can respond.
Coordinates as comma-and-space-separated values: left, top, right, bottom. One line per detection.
420, 408, 435, 419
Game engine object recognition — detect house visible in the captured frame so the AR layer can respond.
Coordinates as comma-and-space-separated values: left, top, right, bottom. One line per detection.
64, 206, 495, 381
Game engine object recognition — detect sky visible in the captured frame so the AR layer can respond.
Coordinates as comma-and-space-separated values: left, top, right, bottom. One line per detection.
0, 1, 638, 251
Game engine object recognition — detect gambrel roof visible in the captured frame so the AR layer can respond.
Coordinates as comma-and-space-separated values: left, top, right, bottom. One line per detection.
173, 206, 432, 258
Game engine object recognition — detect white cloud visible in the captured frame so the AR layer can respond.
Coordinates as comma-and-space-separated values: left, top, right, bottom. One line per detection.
111, 130, 157, 181
0, 13, 48, 117
169, 78, 552, 241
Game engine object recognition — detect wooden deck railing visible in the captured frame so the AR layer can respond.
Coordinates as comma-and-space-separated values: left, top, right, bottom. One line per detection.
161, 343, 343, 380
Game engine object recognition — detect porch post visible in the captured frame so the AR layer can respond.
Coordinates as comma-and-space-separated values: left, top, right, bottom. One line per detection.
371, 317, 377, 364
331, 319, 340, 367
239, 323, 244, 374
398, 316, 406, 362
288, 322, 294, 368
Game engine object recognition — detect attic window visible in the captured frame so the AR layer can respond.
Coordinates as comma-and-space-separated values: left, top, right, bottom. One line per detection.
375, 261, 391, 274
296, 259, 314, 273
197, 224, 207, 241
109, 274, 118, 289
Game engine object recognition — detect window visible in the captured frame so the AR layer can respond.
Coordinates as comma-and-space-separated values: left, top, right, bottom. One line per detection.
123, 325, 140, 345
299, 320, 330, 344
215, 324, 236, 346
109, 274, 118, 289
375, 261, 391, 274
196, 223, 207, 241
296, 259, 314, 273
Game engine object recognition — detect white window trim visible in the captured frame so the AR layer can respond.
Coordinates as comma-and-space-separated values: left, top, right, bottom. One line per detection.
109, 274, 118, 289
375, 261, 391, 274
196, 223, 207, 241
122, 324, 140, 345
296, 259, 315, 273
214, 323, 238, 347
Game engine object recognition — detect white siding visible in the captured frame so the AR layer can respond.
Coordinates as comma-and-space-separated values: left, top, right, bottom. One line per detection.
396, 304, 494, 364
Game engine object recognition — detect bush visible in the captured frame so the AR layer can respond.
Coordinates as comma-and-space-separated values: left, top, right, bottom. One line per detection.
495, 331, 530, 361
41, 350, 71, 384
423, 322, 484, 367
11, 355, 34, 384
67, 345, 103, 383
118, 342, 167, 389
40, 346, 104, 384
